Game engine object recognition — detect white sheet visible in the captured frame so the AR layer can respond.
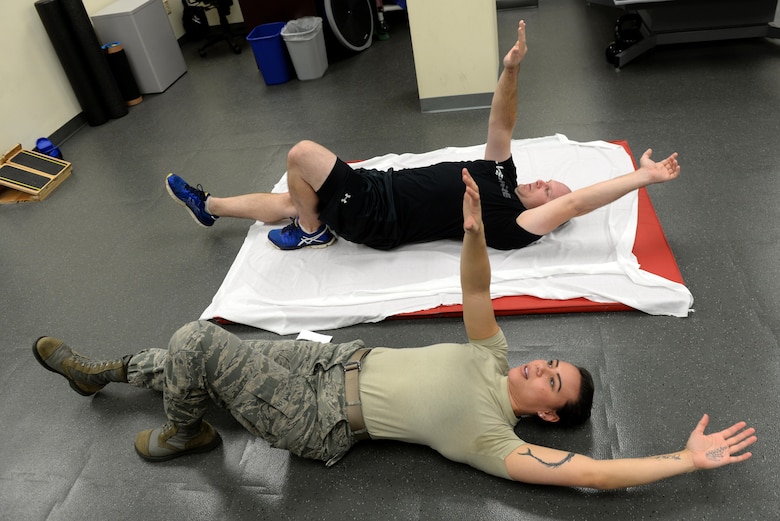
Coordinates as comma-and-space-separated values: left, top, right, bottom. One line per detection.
201, 135, 693, 335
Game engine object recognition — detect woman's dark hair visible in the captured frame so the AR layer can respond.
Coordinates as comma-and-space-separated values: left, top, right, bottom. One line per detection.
555, 366, 594, 428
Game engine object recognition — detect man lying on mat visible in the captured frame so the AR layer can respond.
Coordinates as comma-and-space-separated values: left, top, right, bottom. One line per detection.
166, 19, 679, 251
35, 169, 754, 489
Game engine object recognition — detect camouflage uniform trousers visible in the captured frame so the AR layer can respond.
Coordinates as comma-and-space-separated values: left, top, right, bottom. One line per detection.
126, 320, 367, 465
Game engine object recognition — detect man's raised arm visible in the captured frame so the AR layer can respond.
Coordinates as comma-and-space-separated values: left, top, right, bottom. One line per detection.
517, 148, 681, 236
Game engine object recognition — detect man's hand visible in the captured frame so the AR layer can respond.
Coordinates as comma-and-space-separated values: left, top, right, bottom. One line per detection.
503, 20, 528, 70
639, 149, 680, 184
462, 168, 483, 235
686, 414, 757, 470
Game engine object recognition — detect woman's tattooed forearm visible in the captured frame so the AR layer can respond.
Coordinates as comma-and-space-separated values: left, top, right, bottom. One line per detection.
650, 454, 682, 461
516, 449, 575, 468
651, 446, 727, 462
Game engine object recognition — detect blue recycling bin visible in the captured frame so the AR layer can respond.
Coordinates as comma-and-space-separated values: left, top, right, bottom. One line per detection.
246, 22, 293, 85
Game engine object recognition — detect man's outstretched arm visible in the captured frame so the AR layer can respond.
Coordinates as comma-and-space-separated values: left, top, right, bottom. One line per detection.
517, 148, 681, 236
504, 414, 756, 490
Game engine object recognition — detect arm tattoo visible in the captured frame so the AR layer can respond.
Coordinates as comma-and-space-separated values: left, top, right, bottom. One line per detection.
651, 454, 682, 461
517, 448, 575, 468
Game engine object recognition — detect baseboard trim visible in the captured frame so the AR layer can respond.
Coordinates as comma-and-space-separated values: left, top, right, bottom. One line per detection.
496, 0, 538, 9
419, 92, 493, 113
49, 113, 87, 148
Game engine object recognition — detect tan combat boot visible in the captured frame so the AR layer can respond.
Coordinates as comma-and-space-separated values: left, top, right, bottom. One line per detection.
33, 336, 131, 396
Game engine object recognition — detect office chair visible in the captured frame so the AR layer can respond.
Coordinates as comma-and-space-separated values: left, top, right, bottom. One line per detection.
195, 0, 243, 57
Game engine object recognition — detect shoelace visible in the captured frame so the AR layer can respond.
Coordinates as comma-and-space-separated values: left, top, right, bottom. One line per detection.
281, 218, 300, 235
161, 421, 177, 436
69, 353, 113, 371
161, 421, 201, 443
184, 183, 207, 204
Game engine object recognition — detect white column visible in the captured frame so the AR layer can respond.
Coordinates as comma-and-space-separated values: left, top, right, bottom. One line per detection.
407, 0, 499, 112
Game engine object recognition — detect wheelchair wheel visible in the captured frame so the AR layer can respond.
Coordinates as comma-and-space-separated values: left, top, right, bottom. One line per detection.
322, 0, 374, 52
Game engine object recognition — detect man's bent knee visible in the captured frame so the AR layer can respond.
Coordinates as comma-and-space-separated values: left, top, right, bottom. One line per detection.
287, 140, 319, 168
287, 141, 337, 184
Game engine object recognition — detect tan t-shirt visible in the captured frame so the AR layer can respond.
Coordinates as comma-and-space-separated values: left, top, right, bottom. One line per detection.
359, 330, 524, 479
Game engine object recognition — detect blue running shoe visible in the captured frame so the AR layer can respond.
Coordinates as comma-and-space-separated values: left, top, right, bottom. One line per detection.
268, 218, 336, 250
165, 173, 218, 228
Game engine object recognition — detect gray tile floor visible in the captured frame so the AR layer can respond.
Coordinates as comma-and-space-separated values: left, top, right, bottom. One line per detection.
3, 2, 780, 520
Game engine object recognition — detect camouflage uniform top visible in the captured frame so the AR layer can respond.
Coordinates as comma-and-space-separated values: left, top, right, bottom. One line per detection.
360, 329, 524, 479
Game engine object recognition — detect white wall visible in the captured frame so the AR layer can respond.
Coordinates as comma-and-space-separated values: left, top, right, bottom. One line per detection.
0, 0, 244, 152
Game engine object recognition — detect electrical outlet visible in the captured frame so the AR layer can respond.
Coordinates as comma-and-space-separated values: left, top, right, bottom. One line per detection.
162, 0, 171, 15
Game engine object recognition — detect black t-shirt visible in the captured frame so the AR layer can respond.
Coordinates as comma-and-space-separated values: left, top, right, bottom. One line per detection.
391, 158, 542, 250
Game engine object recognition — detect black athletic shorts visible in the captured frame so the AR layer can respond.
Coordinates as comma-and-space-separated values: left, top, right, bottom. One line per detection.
316, 158, 400, 250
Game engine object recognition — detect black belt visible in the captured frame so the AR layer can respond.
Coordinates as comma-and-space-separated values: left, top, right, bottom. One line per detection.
343, 347, 372, 441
